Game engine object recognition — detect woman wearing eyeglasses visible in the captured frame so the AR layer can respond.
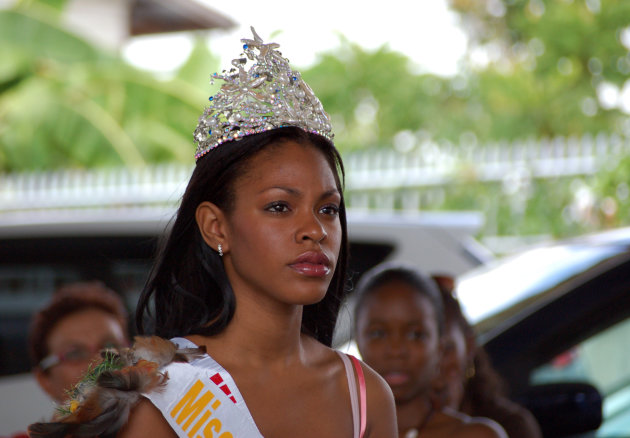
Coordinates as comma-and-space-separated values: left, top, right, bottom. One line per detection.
29, 282, 130, 405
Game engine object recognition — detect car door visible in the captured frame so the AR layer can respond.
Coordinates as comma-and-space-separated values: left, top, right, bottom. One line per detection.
483, 255, 630, 437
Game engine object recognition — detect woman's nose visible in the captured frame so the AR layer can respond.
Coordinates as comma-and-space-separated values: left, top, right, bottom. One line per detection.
297, 212, 327, 242
386, 336, 408, 357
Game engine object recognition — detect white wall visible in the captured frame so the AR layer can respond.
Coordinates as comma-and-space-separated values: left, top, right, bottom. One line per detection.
0, 373, 55, 435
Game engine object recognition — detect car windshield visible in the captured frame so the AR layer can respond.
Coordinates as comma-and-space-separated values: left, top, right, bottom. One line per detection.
456, 243, 625, 324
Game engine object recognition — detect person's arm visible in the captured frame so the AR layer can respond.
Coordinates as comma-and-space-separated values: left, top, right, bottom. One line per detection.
117, 398, 177, 438
361, 362, 398, 438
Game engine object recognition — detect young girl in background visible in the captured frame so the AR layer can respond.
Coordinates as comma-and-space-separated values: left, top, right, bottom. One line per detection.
355, 263, 506, 438
434, 277, 542, 438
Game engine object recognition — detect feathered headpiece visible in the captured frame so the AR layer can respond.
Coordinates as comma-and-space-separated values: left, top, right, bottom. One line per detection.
193, 27, 334, 161
28, 336, 206, 438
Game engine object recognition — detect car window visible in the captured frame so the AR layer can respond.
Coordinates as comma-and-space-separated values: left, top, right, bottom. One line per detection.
530, 316, 630, 437
0, 259, 149, 376
457, 244, 623, 324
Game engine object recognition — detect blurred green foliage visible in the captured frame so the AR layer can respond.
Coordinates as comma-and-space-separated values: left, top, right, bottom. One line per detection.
0, 1, 220, 171
301, 0, 630, 239
304, 0, 630, 149
1, 0, 629, 240
449, 0, 630, 238
451, 0, 630, 138
303, 43, 457, 151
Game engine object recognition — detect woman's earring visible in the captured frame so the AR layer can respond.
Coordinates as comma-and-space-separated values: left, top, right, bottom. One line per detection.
217, 244, 223, 257
465, 362, 476, 380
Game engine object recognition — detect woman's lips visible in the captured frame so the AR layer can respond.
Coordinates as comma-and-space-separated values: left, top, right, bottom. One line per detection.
383, 372, 410, 386
289, 252, 331, 277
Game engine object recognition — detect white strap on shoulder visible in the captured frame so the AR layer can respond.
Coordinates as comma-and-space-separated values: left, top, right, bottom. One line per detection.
337, 351, 360, 438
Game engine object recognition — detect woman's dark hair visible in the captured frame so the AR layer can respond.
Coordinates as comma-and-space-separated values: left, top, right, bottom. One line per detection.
436, 278, 475, 342
353, 262, 445, 335
136, 127, 348, 346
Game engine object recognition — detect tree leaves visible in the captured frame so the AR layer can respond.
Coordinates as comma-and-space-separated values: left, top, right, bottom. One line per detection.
0, 4, 209, 171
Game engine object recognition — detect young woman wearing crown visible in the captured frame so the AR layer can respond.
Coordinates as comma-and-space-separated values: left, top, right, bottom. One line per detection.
28, 28, 397, 438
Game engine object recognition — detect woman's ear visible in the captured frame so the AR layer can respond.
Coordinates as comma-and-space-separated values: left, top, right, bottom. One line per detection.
195, 201, 229, 254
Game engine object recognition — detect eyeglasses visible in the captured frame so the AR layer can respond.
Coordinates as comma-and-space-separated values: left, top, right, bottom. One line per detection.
39, 342, 121, 371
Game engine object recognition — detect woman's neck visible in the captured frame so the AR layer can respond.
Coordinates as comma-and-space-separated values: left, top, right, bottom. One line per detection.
396, 396, 433, 437
190, 292, 308, 367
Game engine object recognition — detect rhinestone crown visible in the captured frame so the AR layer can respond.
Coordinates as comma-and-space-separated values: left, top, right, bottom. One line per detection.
194, 27, 334, 161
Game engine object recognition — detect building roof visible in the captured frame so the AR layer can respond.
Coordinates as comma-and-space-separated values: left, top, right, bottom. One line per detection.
130, 0, 235, 35
63, 0, 236, 50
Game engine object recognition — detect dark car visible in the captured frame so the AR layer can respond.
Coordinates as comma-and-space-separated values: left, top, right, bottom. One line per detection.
457, 227, 630, 437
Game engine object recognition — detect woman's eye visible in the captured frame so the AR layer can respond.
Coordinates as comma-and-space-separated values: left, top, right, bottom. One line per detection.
265, 202, 290, 213
62, 348, 91, 361
319, 204, 340, 216
367, 328, 386, 340
408, 330, 427, 341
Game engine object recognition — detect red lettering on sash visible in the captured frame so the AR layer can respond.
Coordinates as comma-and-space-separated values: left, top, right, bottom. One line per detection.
209, 372, 237, 404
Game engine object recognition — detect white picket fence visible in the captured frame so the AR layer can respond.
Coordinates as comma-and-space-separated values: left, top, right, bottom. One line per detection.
346, 132, 628, 189
1, 133, 628, 212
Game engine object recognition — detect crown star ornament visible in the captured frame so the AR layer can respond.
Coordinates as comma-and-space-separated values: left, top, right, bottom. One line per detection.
193, 27, 334, 161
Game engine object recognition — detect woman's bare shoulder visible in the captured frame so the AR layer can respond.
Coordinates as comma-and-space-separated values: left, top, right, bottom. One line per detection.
117, 398, 177, 438
354, 358, 398, 438
436, 408, 508, 438
440, 409, 508, 438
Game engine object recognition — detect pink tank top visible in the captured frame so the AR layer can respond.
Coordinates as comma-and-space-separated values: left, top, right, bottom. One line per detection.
337, 352, 367, 438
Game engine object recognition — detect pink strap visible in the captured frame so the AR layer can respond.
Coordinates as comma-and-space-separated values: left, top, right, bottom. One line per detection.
349, 355, 367, 438
338, 353, 360, 438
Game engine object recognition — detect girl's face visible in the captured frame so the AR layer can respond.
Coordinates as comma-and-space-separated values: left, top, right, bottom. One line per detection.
356, 281, 441, 404
441, 320, 469, 383
438, 320, 469, 408
221, 140, 342, 309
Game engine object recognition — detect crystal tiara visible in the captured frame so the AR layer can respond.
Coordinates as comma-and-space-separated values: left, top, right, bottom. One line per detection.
193, 27, 334, 161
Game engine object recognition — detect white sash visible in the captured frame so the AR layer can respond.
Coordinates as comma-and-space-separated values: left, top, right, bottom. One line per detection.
144, 337, 264, 438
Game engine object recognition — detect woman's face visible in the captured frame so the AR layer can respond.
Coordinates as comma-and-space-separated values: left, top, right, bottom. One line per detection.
355, 281, 441, 404
37, 308, 127, 403
438, 320, 469, 408
221, 139, 342, 309
441, 320, 469, 384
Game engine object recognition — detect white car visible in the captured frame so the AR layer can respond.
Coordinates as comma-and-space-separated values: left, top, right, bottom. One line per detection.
0, 199, 489, 433
457, 227, 630, 437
